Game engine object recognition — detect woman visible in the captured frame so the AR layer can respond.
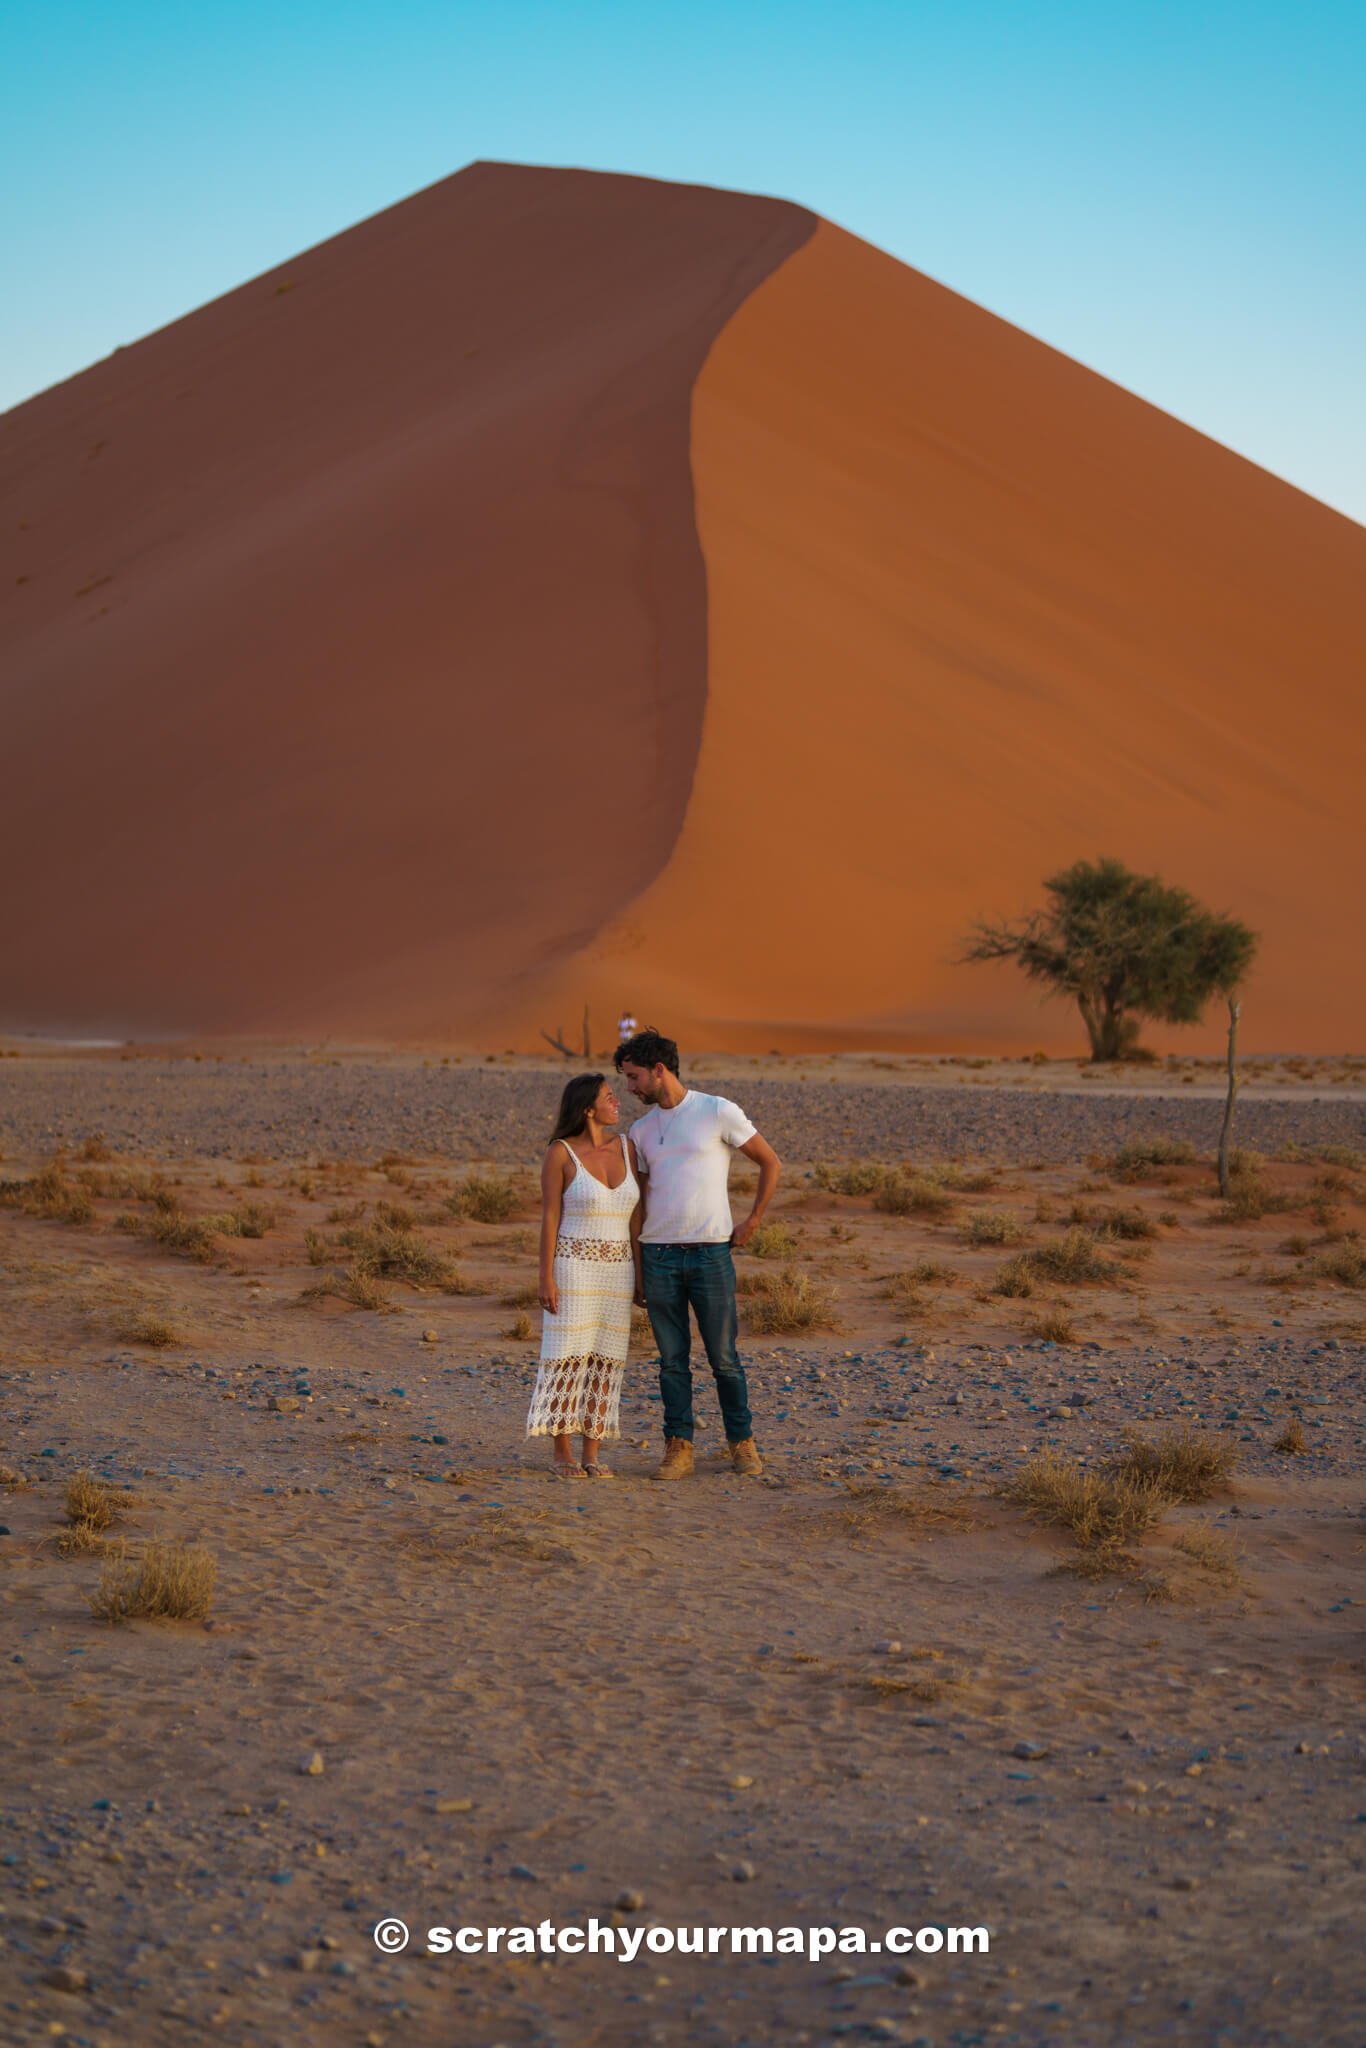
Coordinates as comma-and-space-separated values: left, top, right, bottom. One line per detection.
526, 1072, 643, 1476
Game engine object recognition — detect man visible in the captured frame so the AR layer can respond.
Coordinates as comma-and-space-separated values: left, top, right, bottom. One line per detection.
614, 1026, 781, 1480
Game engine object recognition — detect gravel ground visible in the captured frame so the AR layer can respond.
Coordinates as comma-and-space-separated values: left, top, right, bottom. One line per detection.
2, 1059, 1363, 1165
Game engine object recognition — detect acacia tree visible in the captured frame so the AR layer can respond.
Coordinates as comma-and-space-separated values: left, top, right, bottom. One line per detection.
963, 857, 1257, 1062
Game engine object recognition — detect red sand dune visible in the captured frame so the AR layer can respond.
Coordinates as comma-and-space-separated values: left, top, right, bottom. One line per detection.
4, 163, 1363, 1053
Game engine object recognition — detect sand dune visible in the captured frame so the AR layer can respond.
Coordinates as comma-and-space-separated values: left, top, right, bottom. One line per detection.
4, 163, 1362, 1052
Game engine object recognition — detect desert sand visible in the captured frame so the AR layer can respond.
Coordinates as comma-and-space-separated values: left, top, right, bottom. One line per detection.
1, 1051, 1363, 2046
5, 161, 1364, 1055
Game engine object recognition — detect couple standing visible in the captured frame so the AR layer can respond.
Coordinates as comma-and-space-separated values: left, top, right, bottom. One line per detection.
526, 1027, 782, 1479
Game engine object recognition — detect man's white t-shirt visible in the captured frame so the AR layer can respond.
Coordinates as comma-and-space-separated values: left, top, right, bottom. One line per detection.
629, 1090, 758, 1244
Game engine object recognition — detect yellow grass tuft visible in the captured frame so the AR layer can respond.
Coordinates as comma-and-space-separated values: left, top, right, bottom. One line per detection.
114, 1312, 181, 1349
741, 1266, 839, 1334
447, 1173, 521, 1223
1026, 1308, 1078, 1345
962, 1208, 1026, 1246
0, 1160, 95, 1225
65, 1471, 126, 1532
1272, 1419, 1307, 1455
998, 1451, 1170, 1554
1107, 1425, 1238, 1501
746, 1222, 799, 1259
90, 1539, 216, 1622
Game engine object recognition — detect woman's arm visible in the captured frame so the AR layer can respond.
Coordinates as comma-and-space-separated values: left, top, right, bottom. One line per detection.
627, 1138, 646, 1306
538, 1148, 566, 1314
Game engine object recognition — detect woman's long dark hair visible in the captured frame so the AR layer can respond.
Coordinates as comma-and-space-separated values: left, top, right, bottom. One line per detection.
550, 1072, 607, 1144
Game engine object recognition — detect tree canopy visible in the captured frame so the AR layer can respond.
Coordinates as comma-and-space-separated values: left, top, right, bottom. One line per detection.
963, 857, 1258, 1061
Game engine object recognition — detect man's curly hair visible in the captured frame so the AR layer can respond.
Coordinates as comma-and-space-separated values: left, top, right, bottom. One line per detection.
612, 1026, 680, 1076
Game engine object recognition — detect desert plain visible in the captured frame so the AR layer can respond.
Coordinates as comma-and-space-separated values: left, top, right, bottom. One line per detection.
0, 1041, 1362, 2048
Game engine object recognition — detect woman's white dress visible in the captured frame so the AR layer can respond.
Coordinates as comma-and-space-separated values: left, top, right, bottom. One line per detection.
525, 1136, 638, 1441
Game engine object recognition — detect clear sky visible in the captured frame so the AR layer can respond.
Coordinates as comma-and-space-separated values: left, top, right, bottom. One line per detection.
4, 0, 1362, 523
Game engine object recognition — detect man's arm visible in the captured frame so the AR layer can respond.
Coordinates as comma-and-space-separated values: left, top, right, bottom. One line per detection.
730, 1132, 781, 1250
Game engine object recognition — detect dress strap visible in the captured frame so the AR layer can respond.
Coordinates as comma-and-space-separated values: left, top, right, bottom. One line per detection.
558, 1139, 579, 1175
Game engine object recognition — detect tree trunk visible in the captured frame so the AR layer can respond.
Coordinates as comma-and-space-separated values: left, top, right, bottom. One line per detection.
1217, 996, 1242, 1197
1076, 993, 1105, 1061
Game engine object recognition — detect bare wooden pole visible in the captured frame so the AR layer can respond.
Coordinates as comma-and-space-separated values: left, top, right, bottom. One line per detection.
1217, 996, 1242, 1197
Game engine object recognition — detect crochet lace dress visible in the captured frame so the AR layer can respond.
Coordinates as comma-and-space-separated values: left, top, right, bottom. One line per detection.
525, 1136, 637, 1440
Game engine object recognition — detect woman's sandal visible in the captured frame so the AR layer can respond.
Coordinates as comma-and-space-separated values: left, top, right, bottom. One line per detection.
581, 1460, 615, 1479
552, 1459, 588, 1480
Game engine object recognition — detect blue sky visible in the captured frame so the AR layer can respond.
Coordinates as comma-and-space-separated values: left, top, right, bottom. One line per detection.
3, 0, 1362, 523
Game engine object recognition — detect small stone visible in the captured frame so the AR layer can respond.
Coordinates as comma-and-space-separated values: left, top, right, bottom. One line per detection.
729, 1774, 754, 1790
422, 1331, 438, 1343
874, 1641, 903, 1657
730, 1860, 757, 1882
295, 1948, 326, 1972
267, 1394, 301, 1414
300, 1752, 325, 1776
1171, 1874, 1199, 1891
44, 1965, 90, 1993
433, 1797, 473, 1815
615, 1888, 645, 1911
1122, 1779, 1149, 1796
893, 1963, 923, 1987
510, 1863, 538, 1881
1012, 1741, 1048, 1760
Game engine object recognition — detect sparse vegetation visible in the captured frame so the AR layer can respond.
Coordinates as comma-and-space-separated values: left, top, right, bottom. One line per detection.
90, 1539, 216, 1623
1273, 1419, 1307, 1455
114, 1312, 180, 1348
1108, 1425, 1238, 1501
1314, 1244, 1366, 1288
1026, 1308, 1078, 1344
1023, 1228, 1128, 1285
336, 1221, 471, 1292
448, 1173, 521, 1223
741, 1266, 839, 1334
0, 1160, 95, 1225
1113, 1135, 1196, 1178
963, 1207, 1026, 1246
872, 1172, 954, 1219
746, 1221, 799, 1259
999, 1451, 1169, 1555
65, 1471, 126, 1532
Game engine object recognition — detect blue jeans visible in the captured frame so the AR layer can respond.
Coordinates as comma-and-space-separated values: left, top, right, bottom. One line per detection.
640, 1242, 753, 1444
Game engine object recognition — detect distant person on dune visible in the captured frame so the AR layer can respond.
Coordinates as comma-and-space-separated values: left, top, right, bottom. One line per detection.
617, 1009, 638, 1043
614, 1025, 781, 1480
527, 1072, 642, 1478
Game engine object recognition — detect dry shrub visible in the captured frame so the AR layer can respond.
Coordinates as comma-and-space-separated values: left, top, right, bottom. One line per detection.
58, 1522, 119, 1557
374, 1199, 418, 1231
91, 1539, 215, 1622
963, 1208, 1026, 1246
338, 1221, 465, 1291
326, 1199, 366, 1225
1107, 1425, 1238, 1501
881, 1262, 956, 1307
1113, 1136, 1196, 1178
219, 1202, 275, 1238
993, 1257, 1035, 1299
1023, 1228, 1127, 1285
448, 1173, 521, 1223
873, 1173, 953, 1220
1273, 1419, 1307, 1455
999, 1451, 1170, 1553
935, 1165, 997, 1193
0, 1161, 95, 1225
1315, 1244, 1366, 1288
0, 1461, 32, 1492
742, 1266, 839, 1334
1067, 1202, 1157, 1241
138, 1207, 219, 1262
79, 1134, 113, 1162
747, 1222, 799, 1259
1026, 1308, 1078, 1344
65, 1471, 126, 1531
630, 1304, 652, 1339
304, 1227, 331, 1266
507, 1309, 534, 1341
811, 1162, 890, 1196
115, 1312, 180, 1349
865, 1674, 948, 1701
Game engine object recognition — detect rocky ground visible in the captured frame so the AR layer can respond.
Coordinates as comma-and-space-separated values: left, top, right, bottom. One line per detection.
0, 1052, 1363, 2047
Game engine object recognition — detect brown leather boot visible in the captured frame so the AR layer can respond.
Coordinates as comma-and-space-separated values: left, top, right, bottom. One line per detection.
652, 1437, 695, 1481
729, 1438, 763, 1477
